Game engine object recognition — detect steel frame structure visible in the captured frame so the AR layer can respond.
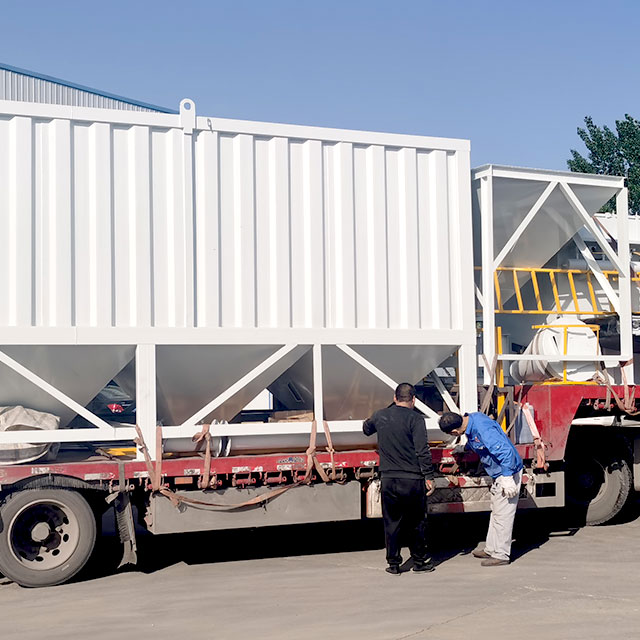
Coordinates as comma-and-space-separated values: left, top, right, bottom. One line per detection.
472, 165, 632, 383
0, 329, 477, 460
0, 97, 479, 462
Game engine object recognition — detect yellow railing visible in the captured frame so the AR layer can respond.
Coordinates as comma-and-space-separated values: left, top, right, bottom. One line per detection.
478, 267, 640, 315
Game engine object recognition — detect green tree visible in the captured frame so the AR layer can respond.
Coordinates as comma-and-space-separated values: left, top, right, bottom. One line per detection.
568, 115, 640, 214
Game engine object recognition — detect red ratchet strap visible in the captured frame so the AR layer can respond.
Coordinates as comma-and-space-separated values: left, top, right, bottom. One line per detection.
192, 423, 212, 489
521, 404, 548, 472
620, 359, 637, 414
480, 354, 498, 415
133, 424, 301, 510
594, 361, 638, 415
305, 420, 337, 483
133, 419, 337, 511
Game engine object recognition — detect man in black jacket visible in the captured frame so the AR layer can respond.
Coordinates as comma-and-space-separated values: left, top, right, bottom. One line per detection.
363, 383, 436, 575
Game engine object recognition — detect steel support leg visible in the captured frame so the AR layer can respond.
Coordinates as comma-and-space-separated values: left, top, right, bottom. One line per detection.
136, 344, 157, 461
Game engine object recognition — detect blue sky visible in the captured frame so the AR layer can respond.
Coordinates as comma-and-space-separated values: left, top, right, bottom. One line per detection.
2, 0, 639, 169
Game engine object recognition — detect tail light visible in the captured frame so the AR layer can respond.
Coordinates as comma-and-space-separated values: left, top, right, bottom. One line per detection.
108, 403, 124, 414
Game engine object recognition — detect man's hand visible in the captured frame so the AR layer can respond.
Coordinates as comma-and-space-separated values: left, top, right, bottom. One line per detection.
425, 479, 435, 496
497, 475, 518, 499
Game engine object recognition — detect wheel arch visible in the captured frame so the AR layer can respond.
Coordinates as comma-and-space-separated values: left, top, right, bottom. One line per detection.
565, 425, 635, 526
0, 475, 110, 522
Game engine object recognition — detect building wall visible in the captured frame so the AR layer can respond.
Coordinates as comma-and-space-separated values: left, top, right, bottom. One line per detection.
0, 67, 165, 112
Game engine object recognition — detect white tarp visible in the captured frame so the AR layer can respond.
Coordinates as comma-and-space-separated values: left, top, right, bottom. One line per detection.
0, 406, 59, 465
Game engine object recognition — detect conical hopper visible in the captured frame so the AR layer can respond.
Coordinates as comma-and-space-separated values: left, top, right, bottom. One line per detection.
473, 168, 621, 304
120, 345, 312, 425
268, 344, 459, 420
267, 350, 314, 412
497, 183, 608, 269
0, 346, 135, 427
471, 177, 550, 272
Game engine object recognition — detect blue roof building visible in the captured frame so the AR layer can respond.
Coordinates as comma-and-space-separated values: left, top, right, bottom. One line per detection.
0, 62, 176, 113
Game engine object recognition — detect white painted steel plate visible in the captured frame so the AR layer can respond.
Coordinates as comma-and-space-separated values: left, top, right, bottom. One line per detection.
0, 99, 476, 423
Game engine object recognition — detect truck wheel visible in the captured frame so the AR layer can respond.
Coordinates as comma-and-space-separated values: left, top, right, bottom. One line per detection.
565, 446, 632, 526
0, 489, 96, 587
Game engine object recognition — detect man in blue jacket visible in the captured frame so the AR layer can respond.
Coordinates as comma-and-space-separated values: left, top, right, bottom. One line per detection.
439, 412, 523, 566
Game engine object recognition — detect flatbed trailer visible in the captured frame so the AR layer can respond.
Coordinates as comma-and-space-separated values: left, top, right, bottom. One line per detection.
0, 98, 638, 587
1, 384, 633, 498
0, 382, 638, 586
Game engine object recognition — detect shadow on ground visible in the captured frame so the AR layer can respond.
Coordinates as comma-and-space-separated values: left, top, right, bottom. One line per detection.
4, 495, 637, 587
80, 498, 640, 583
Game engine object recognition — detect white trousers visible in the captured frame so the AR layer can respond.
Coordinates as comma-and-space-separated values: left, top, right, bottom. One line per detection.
485, 470, 522, 561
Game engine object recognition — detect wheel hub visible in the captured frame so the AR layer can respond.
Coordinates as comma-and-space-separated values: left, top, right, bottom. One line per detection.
568, 459, 605, 504
30, 521, 51, 543
8, 499, 80, 571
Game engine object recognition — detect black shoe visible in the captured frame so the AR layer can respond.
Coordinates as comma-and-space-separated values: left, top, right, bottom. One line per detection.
412, 560, 435, 573
385, 565, 401, 575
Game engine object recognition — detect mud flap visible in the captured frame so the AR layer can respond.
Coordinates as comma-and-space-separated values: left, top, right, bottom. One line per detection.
114, 492, 137, 568
105, 462, 138, 568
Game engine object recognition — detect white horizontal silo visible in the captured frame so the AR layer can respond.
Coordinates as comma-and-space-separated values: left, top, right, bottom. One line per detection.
0, 98, 478, 457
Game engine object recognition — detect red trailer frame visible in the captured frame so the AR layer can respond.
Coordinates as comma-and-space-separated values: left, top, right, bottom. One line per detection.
1, 384, 634, 491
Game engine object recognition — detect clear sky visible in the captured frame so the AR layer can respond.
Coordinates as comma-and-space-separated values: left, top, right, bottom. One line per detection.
2, 0, 639, 169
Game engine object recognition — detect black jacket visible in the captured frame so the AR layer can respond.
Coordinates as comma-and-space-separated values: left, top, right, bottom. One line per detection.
363, 405, 435, 480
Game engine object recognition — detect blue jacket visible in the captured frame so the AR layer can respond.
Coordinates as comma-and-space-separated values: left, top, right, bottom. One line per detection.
465, 412, 523, 479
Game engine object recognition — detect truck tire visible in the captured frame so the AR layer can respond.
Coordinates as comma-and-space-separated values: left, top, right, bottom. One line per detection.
0, 489, 96, 587
565, 440, 632, 526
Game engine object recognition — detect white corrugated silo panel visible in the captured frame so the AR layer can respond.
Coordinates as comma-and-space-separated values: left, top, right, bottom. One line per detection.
0, 100, 474, 337
195, 126, 472, 332
0, 99, 477, 422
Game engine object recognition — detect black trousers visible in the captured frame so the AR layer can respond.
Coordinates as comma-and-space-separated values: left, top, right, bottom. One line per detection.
381, 476, 428, 566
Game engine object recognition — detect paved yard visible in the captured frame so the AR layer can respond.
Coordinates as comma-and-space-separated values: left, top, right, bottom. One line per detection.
1, 507, 639, 640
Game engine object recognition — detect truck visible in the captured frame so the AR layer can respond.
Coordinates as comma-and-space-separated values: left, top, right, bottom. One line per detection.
0, 98, 637, 587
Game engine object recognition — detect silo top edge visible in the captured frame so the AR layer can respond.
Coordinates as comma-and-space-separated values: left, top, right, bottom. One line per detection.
472, 163, 626, 186
0, 98, 470, 153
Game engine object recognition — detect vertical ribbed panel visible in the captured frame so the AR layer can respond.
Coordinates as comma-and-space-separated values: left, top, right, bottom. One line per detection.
34, 118, 73, 327
112, 125, 152, 327
9, 116, 34, 326
0, 106, 470, 332
194, 129, 220, 327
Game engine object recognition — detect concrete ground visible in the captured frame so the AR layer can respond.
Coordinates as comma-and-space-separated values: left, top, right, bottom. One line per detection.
1, 506, 640, 640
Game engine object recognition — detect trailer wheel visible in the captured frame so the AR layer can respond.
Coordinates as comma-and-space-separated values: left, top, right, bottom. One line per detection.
0, 489, 96, 587
565, 442, 632, 526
